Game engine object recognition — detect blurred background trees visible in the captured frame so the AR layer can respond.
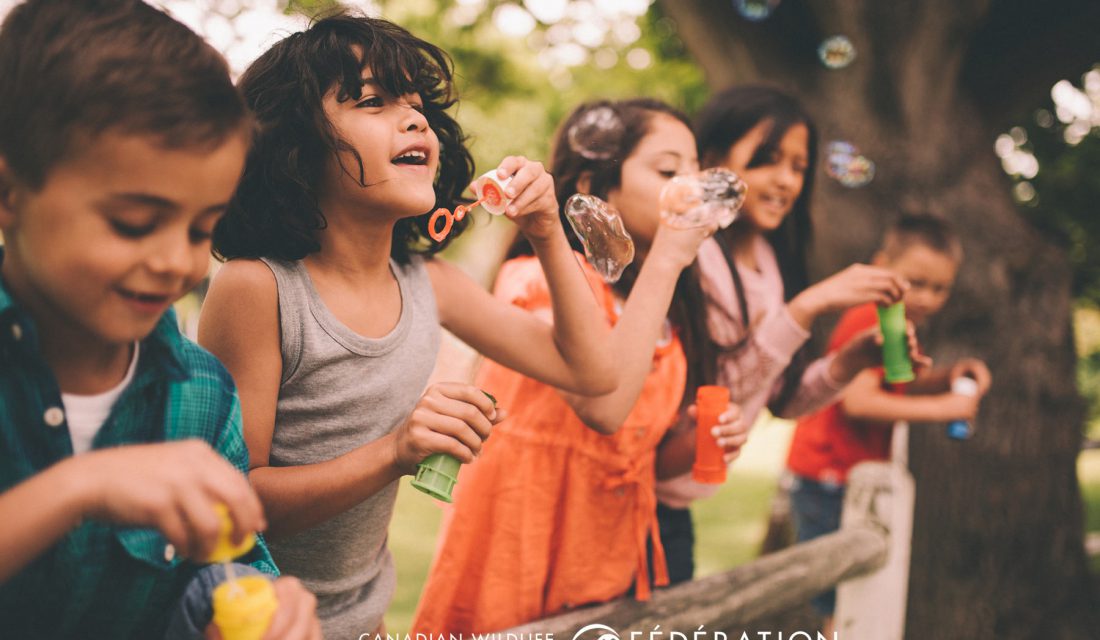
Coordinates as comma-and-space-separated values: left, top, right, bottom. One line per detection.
2, 0, 1095, 635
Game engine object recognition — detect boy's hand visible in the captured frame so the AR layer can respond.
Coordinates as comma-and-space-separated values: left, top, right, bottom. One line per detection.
687, 402, 748, 464
75, 440, 265, 562
939, 391, 981, 422
204, 577, 320, 640
390, 382, 504, 474
491, 156, 560, 242
950, 358, 992, 394
789, 264, 908, 327
263, 577, 321, 640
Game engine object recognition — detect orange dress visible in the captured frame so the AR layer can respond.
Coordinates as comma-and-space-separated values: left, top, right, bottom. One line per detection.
412, 256, 687, 634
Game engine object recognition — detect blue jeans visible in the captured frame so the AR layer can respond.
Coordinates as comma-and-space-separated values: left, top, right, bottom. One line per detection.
789, 474, 845, 616
655, 503, 695, 586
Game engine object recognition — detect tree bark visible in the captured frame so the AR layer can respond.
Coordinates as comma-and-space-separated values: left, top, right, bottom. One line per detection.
658, 0, 1099, 637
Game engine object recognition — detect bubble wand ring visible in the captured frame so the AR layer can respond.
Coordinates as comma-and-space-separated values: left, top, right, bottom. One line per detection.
427, 172, 511, 243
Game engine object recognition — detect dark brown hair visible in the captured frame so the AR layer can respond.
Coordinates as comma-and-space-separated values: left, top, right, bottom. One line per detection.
694, 85, 818, 414
213, 13, 474, 264
881, 213, 963, 263
0, 0, 248, 189
511, 98, 717, 407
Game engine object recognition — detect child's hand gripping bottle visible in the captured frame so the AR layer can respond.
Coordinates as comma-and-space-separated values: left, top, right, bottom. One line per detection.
411, 391, 497, 502
877, 302, 915, 384
692, 386, 731, 484
946, 375, 979, 440
208, 505, 277, 640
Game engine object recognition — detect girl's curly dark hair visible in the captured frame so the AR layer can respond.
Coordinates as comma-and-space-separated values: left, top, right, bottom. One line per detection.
213, 13, 474, 264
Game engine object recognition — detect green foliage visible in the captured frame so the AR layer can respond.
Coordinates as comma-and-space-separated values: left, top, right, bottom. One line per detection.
290, 0, 707, 172
1007, 67, 1100, 305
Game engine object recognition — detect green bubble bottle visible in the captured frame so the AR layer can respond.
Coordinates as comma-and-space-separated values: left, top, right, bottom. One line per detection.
411, 390, 497, 502
877, 302, 915, 383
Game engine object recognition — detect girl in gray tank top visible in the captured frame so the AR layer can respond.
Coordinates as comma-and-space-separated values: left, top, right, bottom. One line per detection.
203, 14, 617, 638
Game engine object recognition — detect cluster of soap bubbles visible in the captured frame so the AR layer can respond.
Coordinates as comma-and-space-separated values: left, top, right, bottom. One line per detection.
564, 194, 635, 283
659, 168, 747, 229
567, 106, 627, 161
818, 35, 856, 69
734, 0, 781, 22
826, 141, 876, 188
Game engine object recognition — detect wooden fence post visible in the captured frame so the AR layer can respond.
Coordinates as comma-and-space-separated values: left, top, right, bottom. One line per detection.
834, 456, 915, 640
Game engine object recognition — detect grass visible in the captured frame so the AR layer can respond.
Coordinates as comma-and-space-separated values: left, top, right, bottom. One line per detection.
1079, 450, 1100, 573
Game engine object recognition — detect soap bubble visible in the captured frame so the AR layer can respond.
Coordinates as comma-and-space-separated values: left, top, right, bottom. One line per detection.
567, 106, 626, 161
825, 140, 875, 188
838, 155, 875, 188
818, 35, 855, 69
734, 0, 780, 22
659, 168, 747, 230
564, 194, 635, 283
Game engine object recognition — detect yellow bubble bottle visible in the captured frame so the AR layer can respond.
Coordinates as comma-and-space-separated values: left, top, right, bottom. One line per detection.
212, 576, 278, 640
208, 505, 276, 640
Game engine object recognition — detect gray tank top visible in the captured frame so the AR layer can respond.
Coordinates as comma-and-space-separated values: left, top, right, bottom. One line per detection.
259, 256, 439, 638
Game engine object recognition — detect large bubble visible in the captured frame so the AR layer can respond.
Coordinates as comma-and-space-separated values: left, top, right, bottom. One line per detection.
564, 194, 635, 283
825, 140, 876, 188
734, 0, 780, 22
818, 35, 856, 69
659, 168, 747, 229
567, 106, 626, 161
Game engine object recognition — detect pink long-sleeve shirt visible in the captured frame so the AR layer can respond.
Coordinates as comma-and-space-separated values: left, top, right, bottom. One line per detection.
656, 236, 846, 508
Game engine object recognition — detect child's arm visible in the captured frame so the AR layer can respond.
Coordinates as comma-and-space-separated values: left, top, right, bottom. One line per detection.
840, 368, 981, 424
906, 358, 992, 395
786, 264, 909, 330
0, 441, 265, 582
556, 223, 711, 433
656, 405, 747, 480
200, 261, 500, 541
430, 157, 616, 397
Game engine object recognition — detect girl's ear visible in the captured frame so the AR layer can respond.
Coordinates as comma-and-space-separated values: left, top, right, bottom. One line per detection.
871, 250, 889, 267
575, 171, 593, 195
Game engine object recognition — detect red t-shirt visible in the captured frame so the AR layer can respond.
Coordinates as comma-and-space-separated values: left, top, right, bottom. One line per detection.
786, 303, 894, 484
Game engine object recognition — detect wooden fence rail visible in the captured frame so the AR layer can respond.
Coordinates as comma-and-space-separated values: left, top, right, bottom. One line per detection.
504, 462, 911, 639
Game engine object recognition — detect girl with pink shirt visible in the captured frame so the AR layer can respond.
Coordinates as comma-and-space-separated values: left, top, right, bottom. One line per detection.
654, 85, 909, 583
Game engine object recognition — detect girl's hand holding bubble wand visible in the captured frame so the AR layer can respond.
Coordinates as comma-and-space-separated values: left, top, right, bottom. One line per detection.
428, 170, 513, 242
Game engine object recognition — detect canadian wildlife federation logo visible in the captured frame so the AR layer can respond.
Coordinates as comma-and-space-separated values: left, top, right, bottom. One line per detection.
572, 624, 621, 640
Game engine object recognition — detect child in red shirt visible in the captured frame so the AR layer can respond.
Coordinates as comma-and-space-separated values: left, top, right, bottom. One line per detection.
786, 214, 991, 627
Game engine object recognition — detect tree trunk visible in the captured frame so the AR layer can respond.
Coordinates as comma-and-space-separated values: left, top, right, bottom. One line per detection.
658, 0, 1100, 637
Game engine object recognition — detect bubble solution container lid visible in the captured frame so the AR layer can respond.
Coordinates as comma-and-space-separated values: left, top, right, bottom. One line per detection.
206, 503, 256, 564
472, 171, 513, 215
212, 576, 278, 640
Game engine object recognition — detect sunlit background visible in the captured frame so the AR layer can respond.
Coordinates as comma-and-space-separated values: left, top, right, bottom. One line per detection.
0, 0, 1098, 632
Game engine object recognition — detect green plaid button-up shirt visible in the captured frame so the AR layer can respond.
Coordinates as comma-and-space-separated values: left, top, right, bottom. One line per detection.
0, 251, 278, 639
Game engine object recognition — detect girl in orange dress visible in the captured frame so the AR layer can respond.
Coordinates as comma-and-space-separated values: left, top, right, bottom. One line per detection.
412, 99, 747, 634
